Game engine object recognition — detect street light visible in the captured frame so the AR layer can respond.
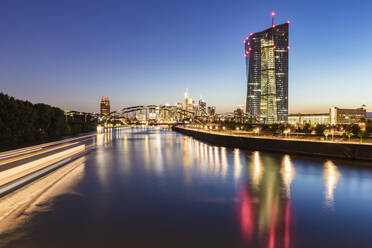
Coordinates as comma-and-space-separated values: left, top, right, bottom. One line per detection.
284, 128, 291, 137
254, 127, 260, 136
330, 129, 335, 141
323, 129, 330, 141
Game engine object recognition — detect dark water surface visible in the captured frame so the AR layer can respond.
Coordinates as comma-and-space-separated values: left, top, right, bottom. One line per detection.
1, 127, 372, 248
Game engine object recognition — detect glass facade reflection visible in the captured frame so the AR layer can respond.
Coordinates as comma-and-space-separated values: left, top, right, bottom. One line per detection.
245, 23, 289, 123
239, 152, 293, 248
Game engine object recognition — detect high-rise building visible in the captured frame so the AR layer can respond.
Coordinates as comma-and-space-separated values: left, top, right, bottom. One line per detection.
244, 16, 289, 123
184, 89, 193, 113
208, 106, 216, 116
234, 105, 245, 117
100, 96, 110, 116
199, 99, 207, 116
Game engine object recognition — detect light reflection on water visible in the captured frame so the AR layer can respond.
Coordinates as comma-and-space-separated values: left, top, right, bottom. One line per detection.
1, 127, 372, 248
323, 160, 341, 208
281, 155, 295, 198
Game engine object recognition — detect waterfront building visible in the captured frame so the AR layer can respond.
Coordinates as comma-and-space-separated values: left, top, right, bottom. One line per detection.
288, 113, 329, 125
244, 17, 289, 124
64, 110, 96, 122
288, 107, 366, 126
100, 96, 110, 116
330, 107, 366, 125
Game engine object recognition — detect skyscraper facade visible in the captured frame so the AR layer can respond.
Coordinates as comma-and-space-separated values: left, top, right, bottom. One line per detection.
184, 89, 193, 113
244, 21, 289, 123
100, 96, 110, 116
198, 99, 207, 116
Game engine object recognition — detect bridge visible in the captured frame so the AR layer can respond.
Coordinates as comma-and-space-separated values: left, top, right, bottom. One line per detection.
107, 105, 208, 124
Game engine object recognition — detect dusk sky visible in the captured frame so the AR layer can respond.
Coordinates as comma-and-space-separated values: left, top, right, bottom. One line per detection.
1, 0, 372, 113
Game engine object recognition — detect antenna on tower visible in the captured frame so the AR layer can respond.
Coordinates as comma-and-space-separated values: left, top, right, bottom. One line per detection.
271, 11, 276, 27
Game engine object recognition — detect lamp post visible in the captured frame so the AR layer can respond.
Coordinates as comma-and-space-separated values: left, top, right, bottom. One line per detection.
323, 129, 330, 141
254, 127, 260, 136
284, 128, 291, 138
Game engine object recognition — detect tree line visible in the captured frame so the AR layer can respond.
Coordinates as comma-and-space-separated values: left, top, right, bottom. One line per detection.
0, 92, 97, 151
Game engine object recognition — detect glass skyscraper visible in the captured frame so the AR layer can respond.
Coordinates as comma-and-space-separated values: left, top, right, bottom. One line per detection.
244, 22, 289, 123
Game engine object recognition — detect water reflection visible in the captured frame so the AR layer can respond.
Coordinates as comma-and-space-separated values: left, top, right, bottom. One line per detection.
250, 151, 263, 189
3, 127, 372, 247
280, 155, 295, 198
323, 160, 341, 208
96, 133, 104, 146
239, 152, 293, 248
234, 149, 242, 181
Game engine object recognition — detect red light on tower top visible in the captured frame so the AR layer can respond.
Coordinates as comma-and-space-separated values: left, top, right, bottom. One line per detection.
271, 11, 276, 17
287, 20, 290, 24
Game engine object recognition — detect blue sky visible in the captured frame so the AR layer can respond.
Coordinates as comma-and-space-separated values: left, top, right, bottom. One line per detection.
1, 0, 372, 113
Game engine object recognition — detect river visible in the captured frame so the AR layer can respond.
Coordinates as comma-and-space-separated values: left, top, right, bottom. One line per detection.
1, 127, 372, 248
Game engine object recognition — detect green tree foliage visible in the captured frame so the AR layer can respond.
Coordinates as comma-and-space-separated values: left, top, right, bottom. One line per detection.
345, 124, 361, 137
315, 124, 326, 136
0, 93, 97, 151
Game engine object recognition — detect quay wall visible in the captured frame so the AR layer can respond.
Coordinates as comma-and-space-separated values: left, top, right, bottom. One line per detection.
174, 127, 372, 161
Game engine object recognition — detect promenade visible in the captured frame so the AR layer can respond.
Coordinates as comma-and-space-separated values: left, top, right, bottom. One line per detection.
175, 126, 372, 161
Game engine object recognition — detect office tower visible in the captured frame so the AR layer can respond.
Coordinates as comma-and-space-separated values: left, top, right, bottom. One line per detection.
184, 89, 193, 112
244, 16, 289, 123
100, 96, 110, 116
208, 106, 216, 116
199, 99, 207, 116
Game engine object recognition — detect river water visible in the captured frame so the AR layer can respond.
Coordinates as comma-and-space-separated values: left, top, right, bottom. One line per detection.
1, 127, 372, 248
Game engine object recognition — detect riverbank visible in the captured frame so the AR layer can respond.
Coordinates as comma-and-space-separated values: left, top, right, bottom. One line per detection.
174, 126, 372, 161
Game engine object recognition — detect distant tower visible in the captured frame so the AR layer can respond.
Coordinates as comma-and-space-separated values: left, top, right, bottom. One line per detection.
199, 98, 207, 116
244, 13, 289, 123
184, 89, 193, 112
100, 96, 110, 116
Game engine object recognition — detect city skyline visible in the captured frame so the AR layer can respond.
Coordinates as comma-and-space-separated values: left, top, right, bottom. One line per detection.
1, 0, 372, 114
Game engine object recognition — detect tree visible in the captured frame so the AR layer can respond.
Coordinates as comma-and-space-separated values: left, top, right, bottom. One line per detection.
357, 131, 365, 143
345, 131, 353, 142
316, 125, 326, 136
303, 123, 311, 133
0, 92, 97, 151
350, 124, 361, 136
